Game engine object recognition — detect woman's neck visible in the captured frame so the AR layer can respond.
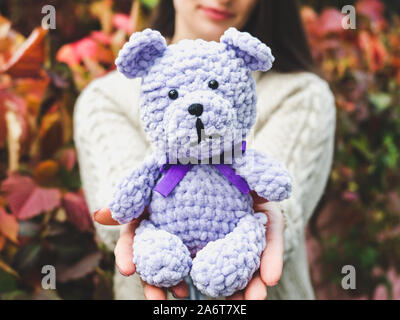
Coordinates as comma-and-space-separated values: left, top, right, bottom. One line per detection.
169, 15, 208, 44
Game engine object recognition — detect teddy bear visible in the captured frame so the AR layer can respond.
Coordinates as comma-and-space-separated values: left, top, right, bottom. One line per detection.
104, 27, 292, 298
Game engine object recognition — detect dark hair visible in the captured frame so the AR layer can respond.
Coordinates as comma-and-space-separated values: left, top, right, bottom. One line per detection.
149, 0, 315, 73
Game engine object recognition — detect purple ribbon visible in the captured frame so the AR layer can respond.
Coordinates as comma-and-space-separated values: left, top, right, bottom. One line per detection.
154, 142, 250, 197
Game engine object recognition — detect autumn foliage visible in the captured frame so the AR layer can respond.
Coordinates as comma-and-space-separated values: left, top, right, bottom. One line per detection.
0, 0, 399, 299
0, 0, 152, 299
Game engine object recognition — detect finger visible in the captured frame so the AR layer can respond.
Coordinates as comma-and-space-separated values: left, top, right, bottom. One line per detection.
226, 291, 244, 300
258, 202, 284, 286
244, 273, 267, 300
93, 207, 119, 225
170, 280, 189, 299
143, 282, 167, 300
250, 190, 269, 206
114, 222, 137, 276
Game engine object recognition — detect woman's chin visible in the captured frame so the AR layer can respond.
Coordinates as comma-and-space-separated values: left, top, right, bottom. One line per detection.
194, 21, 232, 41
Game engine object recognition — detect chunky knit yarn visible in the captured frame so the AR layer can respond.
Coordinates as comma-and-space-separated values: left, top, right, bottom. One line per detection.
74, 67, 336, 300
106, 28, 292, 297
117, 28, 274, 160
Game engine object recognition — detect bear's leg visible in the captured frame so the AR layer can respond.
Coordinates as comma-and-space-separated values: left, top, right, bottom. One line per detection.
133, 220, 192, 287
190, 213, 267, 297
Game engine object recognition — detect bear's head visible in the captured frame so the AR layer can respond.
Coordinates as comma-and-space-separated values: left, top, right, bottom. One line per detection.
116, 28, 274, 162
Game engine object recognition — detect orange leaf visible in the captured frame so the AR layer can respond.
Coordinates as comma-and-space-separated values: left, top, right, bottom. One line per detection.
0, 15, 25, 66
0, 207, 19, 243
38, 107, 64, 157
0, 235, 5, 251
358, 30, 387, 72
34, 160, 59, 185
39, 108, 60, 138
0, 196, 7, 207
0, 27, 47, 78
56, 43, 80, 66
0, 100, 6, 148
0, 259, 19, 277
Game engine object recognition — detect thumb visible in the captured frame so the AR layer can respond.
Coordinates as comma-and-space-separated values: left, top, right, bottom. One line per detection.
93, 207, 120, 225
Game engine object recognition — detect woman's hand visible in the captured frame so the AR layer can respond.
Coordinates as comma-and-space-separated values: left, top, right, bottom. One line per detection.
227, 192, 285, 300
93, 208, 189, 299
93, 192, 284, 301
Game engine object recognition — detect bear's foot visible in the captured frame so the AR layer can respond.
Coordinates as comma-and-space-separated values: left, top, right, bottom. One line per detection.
133, 220, 192, 287
190, 213, 266, 297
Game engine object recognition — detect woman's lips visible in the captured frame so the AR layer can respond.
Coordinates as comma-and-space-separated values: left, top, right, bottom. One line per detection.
200, 6, 234, 21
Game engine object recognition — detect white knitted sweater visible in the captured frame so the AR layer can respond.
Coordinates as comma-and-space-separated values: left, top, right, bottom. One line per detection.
73, 69, 336, 300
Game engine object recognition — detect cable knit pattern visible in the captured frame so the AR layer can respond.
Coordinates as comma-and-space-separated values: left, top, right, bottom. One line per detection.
74, 41, 336, 298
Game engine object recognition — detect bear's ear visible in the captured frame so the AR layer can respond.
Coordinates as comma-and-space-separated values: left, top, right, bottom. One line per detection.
220, 27, 274, 72
115, 28, 167, 78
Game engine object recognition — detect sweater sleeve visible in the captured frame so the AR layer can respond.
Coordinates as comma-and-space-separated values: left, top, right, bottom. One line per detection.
73, 72, 151, 250
251, 73, 336, 261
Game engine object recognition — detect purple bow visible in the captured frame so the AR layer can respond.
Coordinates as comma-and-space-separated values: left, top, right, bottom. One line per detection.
154, 142, 250, 197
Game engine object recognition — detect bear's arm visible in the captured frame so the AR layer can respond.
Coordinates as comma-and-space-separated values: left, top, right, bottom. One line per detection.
231, 149, 292, 202
109, 154, 163, 224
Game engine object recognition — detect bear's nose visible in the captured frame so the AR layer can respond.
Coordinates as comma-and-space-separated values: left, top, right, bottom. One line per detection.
188, 103, 203, 117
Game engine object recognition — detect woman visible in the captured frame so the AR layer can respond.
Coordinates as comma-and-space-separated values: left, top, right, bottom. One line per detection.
74, 0, 336, 300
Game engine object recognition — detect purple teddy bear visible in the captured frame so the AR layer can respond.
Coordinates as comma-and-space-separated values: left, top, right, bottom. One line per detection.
108, 27, 292, 297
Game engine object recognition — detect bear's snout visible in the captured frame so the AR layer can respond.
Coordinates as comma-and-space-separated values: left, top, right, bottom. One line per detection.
162, 90, 241, 161
188, 104, 204, 117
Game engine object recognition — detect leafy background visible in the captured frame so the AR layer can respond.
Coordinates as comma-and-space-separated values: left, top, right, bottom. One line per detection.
0, 0, 399, 300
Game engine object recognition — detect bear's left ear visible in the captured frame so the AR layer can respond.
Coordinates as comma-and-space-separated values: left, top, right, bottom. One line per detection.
115, 28, 167, 78
220, 27, 274, 72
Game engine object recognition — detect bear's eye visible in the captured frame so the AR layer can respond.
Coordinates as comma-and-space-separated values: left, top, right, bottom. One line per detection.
168, 89, 179, 100
208, 80, 219, 90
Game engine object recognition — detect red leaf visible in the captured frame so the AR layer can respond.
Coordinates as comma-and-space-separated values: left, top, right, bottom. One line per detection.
56, 36, 114, 67
358, 30, 387, 72
0, 207, 18, 243
1, 175, 61, 220
113, 13, 134, 34
59, 148, 76, 171
319, 8, 345, 36
90, 31, 112, 45
56, 43, 80, 66
62, 191, 93, 232
356, 0, 385, 24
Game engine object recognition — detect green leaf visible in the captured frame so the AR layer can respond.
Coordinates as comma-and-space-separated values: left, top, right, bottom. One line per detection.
0, 269, 18, 294
360, 247, 377, 269
383, 135, 399, 168
140, 0, 159, 9
350, 137, 374, 162
368, 92, 392, 112
13, 242, 42, 272
1, 290, 31, 300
